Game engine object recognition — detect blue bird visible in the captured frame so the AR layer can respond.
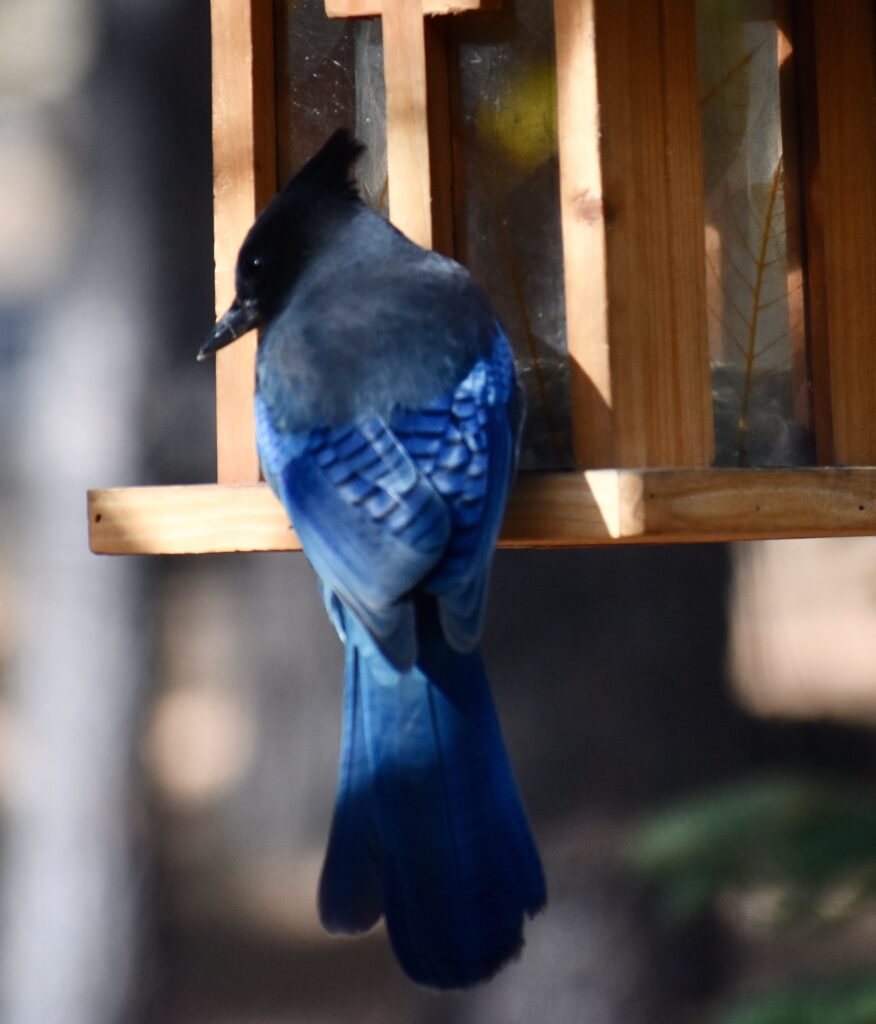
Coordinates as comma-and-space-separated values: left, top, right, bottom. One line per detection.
198, 130, 546, 988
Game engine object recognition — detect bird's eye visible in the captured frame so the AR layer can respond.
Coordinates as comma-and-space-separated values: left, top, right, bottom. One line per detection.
245, 255, 264, 276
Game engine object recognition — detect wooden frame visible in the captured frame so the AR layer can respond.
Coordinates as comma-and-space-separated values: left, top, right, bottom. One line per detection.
88, 0, 876, 554
805, 0, 876, 465
212, 0, 276, 485
89, 469, 876, 554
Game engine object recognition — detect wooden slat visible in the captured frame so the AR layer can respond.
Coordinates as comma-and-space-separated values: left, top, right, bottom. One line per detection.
554, 0, 614, 467
88, 470, 876, 554
89, 486, 299, 556
382, 0, 434, 249
794, 0, 833, 463
808, 1, 876, 465
502, 470, 876, 545
326, 0, 498, 16
590, 0, 713, 468
658, 1, 713, 462
211, 0, 276, 484
620, 468, 876, 543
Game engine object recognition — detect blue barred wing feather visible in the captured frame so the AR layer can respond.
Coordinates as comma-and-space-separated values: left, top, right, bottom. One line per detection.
255, 329, 520, 662
393, 330, 520, 651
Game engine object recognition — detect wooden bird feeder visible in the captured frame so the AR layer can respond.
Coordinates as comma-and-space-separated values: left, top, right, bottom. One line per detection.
88, 0, 876, 554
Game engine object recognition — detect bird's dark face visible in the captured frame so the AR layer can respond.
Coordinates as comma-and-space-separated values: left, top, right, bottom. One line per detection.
197, 128, 364, 362
197, 217, 290, 361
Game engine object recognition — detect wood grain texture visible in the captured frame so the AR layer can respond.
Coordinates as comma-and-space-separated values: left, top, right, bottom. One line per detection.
88, 470, 876, 555
658, 1, 714, 463
382, 0, 434, 248
593, 0, 713, 468
809, 1, 876, 464
89, 486, 300, 555
211, 0, 276, 484
554, 0, 614, 467
794, 0, 834, 463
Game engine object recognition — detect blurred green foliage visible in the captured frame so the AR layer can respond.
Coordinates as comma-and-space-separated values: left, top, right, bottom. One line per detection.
628, 774, 876, 926
715, 976, 876, 1024
630, 775, 876, 1023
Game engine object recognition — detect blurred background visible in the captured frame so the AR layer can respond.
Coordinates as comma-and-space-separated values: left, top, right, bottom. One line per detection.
2, 1, 876, 1023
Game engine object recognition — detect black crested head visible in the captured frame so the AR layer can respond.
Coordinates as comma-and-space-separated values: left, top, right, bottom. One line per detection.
198, 130, 366, 359
236, 129, 365, 315
289, 128, 366, 201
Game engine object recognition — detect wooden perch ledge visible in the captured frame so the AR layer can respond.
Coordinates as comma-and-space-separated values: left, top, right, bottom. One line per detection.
88, 469, 876, 555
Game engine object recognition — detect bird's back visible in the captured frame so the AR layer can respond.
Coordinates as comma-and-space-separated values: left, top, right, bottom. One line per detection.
255, 203, 499, 435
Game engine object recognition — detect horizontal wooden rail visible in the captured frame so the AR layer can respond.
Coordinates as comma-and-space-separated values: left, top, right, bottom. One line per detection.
88, 469, 876, 555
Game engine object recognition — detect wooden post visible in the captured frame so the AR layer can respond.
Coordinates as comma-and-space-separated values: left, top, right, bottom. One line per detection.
381, 0, 434, 248
554, 0, 613, 467
210, 0, 276, 484
805, 1, 876, 465
555, 0, 713, 469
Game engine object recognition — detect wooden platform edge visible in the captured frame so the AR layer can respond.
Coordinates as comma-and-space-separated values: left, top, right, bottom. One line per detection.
88, 469, 876, 555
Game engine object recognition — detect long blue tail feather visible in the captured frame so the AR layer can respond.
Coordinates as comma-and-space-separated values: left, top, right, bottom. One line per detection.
318, 601, 546, 988
318, 642, 382, 933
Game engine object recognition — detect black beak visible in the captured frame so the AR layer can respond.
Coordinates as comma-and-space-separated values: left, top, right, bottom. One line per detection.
197, 299, 262, 361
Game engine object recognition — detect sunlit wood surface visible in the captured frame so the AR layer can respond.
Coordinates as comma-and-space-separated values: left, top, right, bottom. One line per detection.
88, 469, 876, 554
210, 0, 276, 484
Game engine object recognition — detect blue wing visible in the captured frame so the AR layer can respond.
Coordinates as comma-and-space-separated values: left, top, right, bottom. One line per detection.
255, 327, 520, 662
257, 403, 450, 667
393, 329, 520, 650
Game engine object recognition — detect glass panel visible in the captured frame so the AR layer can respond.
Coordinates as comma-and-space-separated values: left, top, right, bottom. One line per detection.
275, 0, 386, 207
275, 0, 570, 470
698, 0, 814, 466
449, 2, 572, 469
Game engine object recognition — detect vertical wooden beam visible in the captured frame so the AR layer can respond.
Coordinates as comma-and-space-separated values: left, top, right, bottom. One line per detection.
658, 2, 713, 466
211, 0, 277, 484
794, 0, 833, 463
554, 0, 614, 467
382, 0, 434, 249
808, 1, 876, 465
569, 1, 713, 468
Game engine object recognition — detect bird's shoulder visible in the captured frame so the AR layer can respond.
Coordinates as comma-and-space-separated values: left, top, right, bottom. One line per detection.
256, 208, 501, 432
297, 208, 483, 324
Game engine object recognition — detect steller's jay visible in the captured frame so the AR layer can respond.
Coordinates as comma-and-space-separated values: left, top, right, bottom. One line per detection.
198, 130, 546, 988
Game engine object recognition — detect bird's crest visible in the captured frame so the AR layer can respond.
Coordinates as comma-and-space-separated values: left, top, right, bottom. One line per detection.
285, 128, 365, 202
